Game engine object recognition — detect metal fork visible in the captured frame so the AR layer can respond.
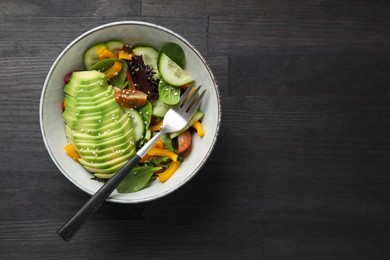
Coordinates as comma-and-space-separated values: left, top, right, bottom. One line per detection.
57, 84, 205, 241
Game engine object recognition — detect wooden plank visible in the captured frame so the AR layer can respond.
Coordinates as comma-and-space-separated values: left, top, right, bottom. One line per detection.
142, 0, 264, 17
209, 14, 390, 55
228, 47, 390, 97
142, 0, 390, 18
368, 178, 390, 221
0, 16, 208, 58
261, 219, 379, 259
255, 176, 367, 221
0, 0, 141, 17
206, 55, 228, 97
0, 219, 262, 259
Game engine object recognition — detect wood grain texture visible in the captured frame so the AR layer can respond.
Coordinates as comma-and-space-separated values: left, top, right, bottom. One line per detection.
1, 0, 390, 259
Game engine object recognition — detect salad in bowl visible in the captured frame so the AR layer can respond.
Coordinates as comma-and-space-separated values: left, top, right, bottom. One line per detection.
40, 21, 220, 203
63, 39, 205, 193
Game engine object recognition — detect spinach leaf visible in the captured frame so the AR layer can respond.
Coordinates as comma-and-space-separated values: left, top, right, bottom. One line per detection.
116, 166, 162, 193
160, 133, 176, 152
151, 156, 170, 166
88, 58, 128, 88
89, 58, 117, 71
139, 101, 152, 128
159, 42, 185, 68
158, 80, 180, 105
109, 60, 128, 88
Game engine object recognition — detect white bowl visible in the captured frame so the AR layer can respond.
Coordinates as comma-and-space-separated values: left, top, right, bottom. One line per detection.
39, 21, 221, 203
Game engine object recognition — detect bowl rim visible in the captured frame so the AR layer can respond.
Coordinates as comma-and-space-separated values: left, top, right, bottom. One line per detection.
39, 20, 221, 203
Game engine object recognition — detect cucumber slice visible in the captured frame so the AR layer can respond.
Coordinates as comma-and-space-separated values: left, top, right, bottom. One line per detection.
106, 40, 124, 54
83, 40, 123, 70
133, 46, 160, 79
152, 98, 172, 118
158, 53, 193, 86
124, 108, 144, 142
143, 129, 152, 143
83, 43, 106, 70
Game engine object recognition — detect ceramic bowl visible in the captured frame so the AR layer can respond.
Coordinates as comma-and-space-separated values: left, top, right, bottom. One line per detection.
39, 21, 221, 203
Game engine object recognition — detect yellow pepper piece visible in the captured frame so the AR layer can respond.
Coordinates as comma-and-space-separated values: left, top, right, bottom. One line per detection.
139, 154, 154, 163
97, 47, 116, 60
192, 121, 205, 137
64, 143, 80, 161
154, 139, 164, 149
149, 122, 163, 132
147, 147, 178, 162
158, 160, 181, 183
118, 50, 132, 60
140, 140, 164, 163
104, 61, 122, 80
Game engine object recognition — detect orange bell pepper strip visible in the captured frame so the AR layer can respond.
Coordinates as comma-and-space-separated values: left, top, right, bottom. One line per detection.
192, 120, 205, 137
139, 154, 154, 163
154, 139, 164, 149
64, 143, 80, 161
181, 81, 194, 90
149, 122, 163, 132
158, 160, 181, 183
97, 47, 116, 60
104, 61, 123, 80
118, 50, 132, 60
139, 139, 164, 162
147, 147, 178, 162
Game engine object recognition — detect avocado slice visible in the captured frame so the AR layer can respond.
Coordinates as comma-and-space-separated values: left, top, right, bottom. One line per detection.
63, 71, 136, 175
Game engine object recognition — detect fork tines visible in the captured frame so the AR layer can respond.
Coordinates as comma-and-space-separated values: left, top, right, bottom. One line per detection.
179, 84, 206, 114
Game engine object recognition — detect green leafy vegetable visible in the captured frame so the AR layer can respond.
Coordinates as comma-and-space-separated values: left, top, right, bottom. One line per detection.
158, 42, 185, 68
151, 156, 170, 166
160, 133, 175, 152
158, 80, 181, 105
110, 60, 128, 88
89, 58, 118, 71
116, 166, 162, 193
139, 101, 152, 128
128, 55, 159, 102
88, 58, 128, 88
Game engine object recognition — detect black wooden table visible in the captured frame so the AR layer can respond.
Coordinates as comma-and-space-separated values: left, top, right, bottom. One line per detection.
1, 1, 389, 259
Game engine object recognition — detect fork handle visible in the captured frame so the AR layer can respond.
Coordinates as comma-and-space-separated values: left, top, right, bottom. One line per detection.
57, 130, 166, 241
57, 153, 141, 241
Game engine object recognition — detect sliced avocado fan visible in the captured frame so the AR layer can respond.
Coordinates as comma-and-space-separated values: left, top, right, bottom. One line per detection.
63, 71, 136, 175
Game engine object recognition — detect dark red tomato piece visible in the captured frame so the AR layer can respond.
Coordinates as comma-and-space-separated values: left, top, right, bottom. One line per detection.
64, 72, 73, 84
114, 88, 147, 109
61, 100, 66, 112
151, 116, 162, 126
177, 130, 192, 153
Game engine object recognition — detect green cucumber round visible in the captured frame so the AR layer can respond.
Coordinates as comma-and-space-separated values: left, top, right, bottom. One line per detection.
152, 98, 172, 118
133, 46, 160, 79
83, 43, 106, 70
83, 40, 124, 70
124, 108, 144, 142
106, 40, 124, 54
158, 53, 193, 87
